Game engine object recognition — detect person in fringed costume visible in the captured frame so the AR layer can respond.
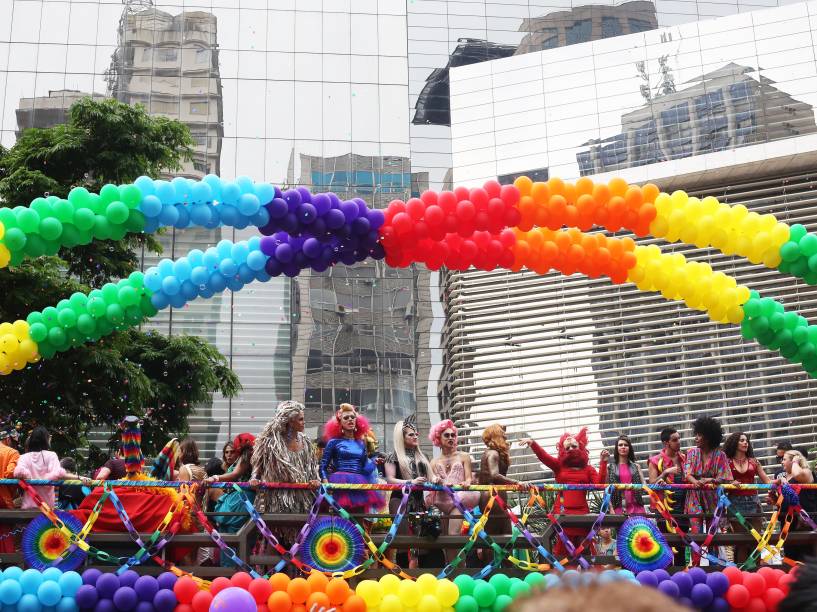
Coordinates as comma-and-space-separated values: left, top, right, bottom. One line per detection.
520, 427, 609, 558
320, 403, 385, 517
250, 400, 320, 564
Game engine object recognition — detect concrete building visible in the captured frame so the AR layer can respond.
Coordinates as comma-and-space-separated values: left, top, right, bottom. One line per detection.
15, 90, 106, 136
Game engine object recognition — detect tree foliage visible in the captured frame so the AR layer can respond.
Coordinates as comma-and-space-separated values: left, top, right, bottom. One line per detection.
0, 98, 240, 461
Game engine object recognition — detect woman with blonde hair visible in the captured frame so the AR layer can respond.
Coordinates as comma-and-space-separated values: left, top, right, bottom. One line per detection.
479, 424, 524, 536
779, 449, 817, 561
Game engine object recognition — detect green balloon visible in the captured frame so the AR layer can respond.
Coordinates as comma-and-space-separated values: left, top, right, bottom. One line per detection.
9, 251, 23, 266
492, 595, 512, 612
29, 322, 48, 342
41, 306, 59, 325
69, 292, 88, 311
800, 233, 817, 257
140, 295, 158, 317
43, 240, 60, 256
780, 241, 801, 263
488, 574, 511, 597
791, 258, 809, 278
73, 208, 95, 231
76, 228, 93, 246
87, 193, 104, 215
26, 311, 43, 326
15, 208, 40, 233
118, 286, 138, 306
129, 271, 145, 289
38, 343, 56, 359
0, 208, 18, 229
121, 184, 142, 208
97, 318, 114, 336
472, 581, 496, 608
52, 199, 74, 222
101, 283, 119, 304
76, 314, 96, 335
47, 326, 66, 346
30, 199, 53, 219
68, 187, 91, 208
454, 595, 479, 612
60, 224, 81, 248
781, 340, 799, 359
769, 312, 786, 331
87, 297, 106, 318
742, 298, 760, 318
57, 309, 77, 328
508, 581, 531, 598
65, 328, 83, 347
109, 224, 128, 241
791, 224, 808, 242
784, 311, 800, 330
124, 209, 146, 233
23, 234, 46, 258
106, 201, 129, 225
454, 575, 476, 597
3, 228, 27, 251
100, 183, 121, 205
124, 305, 143, 326
523, 573, 546, 588
39, 217, 63, 241
106, 303, 124, 323
92, 215, 112, 240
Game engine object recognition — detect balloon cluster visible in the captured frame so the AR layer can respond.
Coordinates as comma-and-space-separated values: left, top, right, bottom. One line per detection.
75, 569, 178, 612
777, 223, 817, 285
627, 245, 752, 323
379, 184, 520, 271
355, 573, 459, 612
133, 175, 273, 235
649, 190, 790, 268
0, 320, 38, 375
0, 185, 146, 268
513, 176, 658, 236
720, 566, 793, 612
0, 567, 82, 612
175, 572, 365, 612
24, 271, 157, 361
510, 227, 636, 283
638, 567, 729, 611
741, 293, 817, 376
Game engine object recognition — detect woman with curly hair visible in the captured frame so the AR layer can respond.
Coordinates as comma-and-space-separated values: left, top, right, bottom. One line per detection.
684, 416, 733, 549
723, 431, 770, 562
320, 403, 384, 516
479, 424, 524, 536
425, 419, 480, 559
607, 435, 646, 515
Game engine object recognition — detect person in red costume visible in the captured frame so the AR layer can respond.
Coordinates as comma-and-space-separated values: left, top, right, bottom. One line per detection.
519, 428, 609, 558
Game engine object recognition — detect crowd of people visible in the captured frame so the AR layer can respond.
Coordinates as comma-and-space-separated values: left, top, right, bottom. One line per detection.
0, 405, 815, 570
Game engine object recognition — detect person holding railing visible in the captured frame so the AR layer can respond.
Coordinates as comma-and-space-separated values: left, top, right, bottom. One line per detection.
778, 449, 817, 562
14, 426, 85, 510
648, 426, 687, 565
607, 434, 646, 516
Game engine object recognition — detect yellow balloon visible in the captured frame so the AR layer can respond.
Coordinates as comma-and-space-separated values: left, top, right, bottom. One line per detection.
18, 339, 37, 361
0, 334, 18, 355
727, 305, 745, 324
701, 196, 720, 214
654, 192, 672, 215
649, 217, 669, 238
0, 221, 4, 240
417, 574, 438, 595
356, 580, 384, 608
11, 320, 29, 342
435, 580, 459, 608
0, 354, 9, 372
379, 574, 401, 596
399, 578, 422, 607
770, 222, 791, 245
762, 248, 782, 268
713, 207, 732, 229
380, 593, 402, 612
418, 595, 441, 612
670, 190, 689, 207
0, 244, 9, 268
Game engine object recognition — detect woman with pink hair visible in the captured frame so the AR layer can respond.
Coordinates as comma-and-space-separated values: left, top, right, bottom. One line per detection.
425, 419, 480, 559
320, 403, 384, 515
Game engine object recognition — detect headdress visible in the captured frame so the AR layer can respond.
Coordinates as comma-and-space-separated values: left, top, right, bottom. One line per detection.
557, 427, 590, 464
393, 417, 431, 482
233, 432, 256, 454
402, 413, 418, 433
252, 400, 309, 482
119, 416, 144, 476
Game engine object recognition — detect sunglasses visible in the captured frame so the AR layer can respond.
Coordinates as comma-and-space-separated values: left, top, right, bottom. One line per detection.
442, 433, 456, 439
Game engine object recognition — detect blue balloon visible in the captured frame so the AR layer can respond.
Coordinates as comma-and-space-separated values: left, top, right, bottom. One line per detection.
0, 580, 22, 605
134, 176, 156, 197
20, 569, 43, 595
142, 217, 160, 234
154, 181, 176, 205
237, 263, 255, 283
150, 293, 170, 310
173, 259, 192, 281
189, 181, 212, 204
188, 203, 212, 226
199, 287, 215, 299
173, 205, 190, 229
180, 280, 198, 301
55, 598, 78, 612
158, 204, 179, 226
208, 272, 227, 293
204, 207, 221, 229
219, 258, 237, 278
37, 582, 62, 607
221, 182, 241, 205
190, 266, 209, 286
254, 182, 275, 205
203, 174, 223, 201
58, 573, 82, 598
157, 259, 174, 278
168, 293, 186, 309
216, 240, 233, 258
233, 216, 250, 230
187, 249, 204, 267
247, 236, 261, 251
237, 193, 260, 216
251, 207, 270, 228
254, 269, 272, 282
203, 248, 220, 270
235, 175, 255, 194
246, 250, 266, 271
40, 569, 62, 584
139, 195, 162, 218
17, 593, 41, 612
231, 242, 250, 264
226, 277, 244, 292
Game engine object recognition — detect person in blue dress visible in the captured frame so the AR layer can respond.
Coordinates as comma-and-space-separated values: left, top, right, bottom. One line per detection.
320, 403, 385, 516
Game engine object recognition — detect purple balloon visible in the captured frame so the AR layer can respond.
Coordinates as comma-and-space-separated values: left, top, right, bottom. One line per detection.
113, 586, 138, 611
690, 583, 714, 608
706, 597, 730, 612
352, 216, 371, 235
95, 600, 117, 612
296, 186, 312, 203
135, 602, 155, 612
328, 193, 341, 209
340, 251, 357, 266
636, 571, 658, 588
325, 208, 346, 230
370, 243, 386, 260
688, 567, 708, 585
82, 569, 102, 586
260, 236, 277, 256
310, 217, 327, 237
76, 584, 99, 608
281, 212, 299, 233
133, 576, 158, 603
265, 258, 283, 276
283, 189, 302, 211
340, 200, 359, 222
155, 574, 176, 593
209, 587, 256, 612
705, 571, 729, 597
118, 572, 139, 589
653, 569, 671, 583
658, 580, 679, 599
152, 589, 177, 612
96, 574, 120, 600
671, 571, 693, 596
303, 238, 321, 259
298, 203, 317, 224
275, 243, 294, 263
368, 209, 385, 230
267, 198, 288, 219
312, 193, 331, 216
273, 186, 283, 199
283, 263, 300, 277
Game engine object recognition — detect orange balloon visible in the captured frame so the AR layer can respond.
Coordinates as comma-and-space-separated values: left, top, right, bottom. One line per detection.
624, 186, 643, 209
547, 176, 565, 196
608, 196, 626, 218
306, 592, 331, 610
639, 203, 657, 223
534, 206, 550, 228
268, 590, 293, 612
564, 205, 579, 227
608, 240, 624, 259
291, 607, 307, 612
306, 572, 329, 594
326, 578, 351, 605
342, 594, 368, 612
513, 175, 533, 196
581, 234, 598, 254
620, 251, 637, 270
621, 236, 636, 252
608, 177, 629, 197
567, 244, 585, 265
593, 183, 611, 205
269, 574, 291, 593
566, 228, 583, 243
541, 241, 559, 262
287, 578, 310, 604
563, 182, 577, 205
576, 193, 596, 216
642, 182, 660, 203
575, 176, 595, 196
554, 232, 572, 252
530, 181, 550, 204
549, 194, 567, 218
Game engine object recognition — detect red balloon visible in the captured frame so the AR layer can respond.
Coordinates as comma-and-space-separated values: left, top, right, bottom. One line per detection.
498, 249, 515, 269
420, 190, 438, 206
406, 198, 426, 220
173, 577, 199, 605
726, 584, 750, 609
454, 186, 470, 201
456, 220, 475, 238
456, 200, 476, 221
483, 180, 501, 197
499, 229, 516, 248
438, 191, 457, 213
231, 572, 254, 590
175, 605, 194, 612
249, 578, 274, 604
500, 184, 520, 206
392, 212, 413, 235
469, 187, 489, 209
487, 240, 503, 260
504, 207, 521, 227
210, 577, 232, 596
424, 205, 444, 227
461, 240, 478, 262
414, 220, 429, 240
743, 572, 767, 597
777, 573, 794, 594
487, 197, 506, 221
191, 590, 213, 612
746, 597, 768, 612
474, 211, 490, 231
764, 587, 785, 612
723, 565, 744, 586
757, 567, 779, 587
386, 199, 406, 217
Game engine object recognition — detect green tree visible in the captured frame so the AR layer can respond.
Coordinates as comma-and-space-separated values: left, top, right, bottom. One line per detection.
0, 98, 240, 461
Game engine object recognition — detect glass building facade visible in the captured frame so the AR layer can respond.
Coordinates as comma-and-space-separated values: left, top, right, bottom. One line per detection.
3, 0, 817, 468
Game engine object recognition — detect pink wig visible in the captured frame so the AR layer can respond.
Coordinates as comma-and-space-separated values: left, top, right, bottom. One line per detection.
428, 419, 457, 447
323, 411, 372, 442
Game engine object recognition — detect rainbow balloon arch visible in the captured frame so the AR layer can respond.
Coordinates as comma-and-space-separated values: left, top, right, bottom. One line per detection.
0, 480, 813, 612
0, 174, 814, 374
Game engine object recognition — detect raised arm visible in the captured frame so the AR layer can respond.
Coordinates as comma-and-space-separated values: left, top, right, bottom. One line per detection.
526, 441, 561, 474
596, 450, 609, 483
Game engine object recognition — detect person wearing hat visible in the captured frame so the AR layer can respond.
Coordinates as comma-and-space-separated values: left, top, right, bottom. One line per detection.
0, 427, 19, 553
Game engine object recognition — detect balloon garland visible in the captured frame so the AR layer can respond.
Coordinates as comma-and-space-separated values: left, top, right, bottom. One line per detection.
0, 174, 815, 378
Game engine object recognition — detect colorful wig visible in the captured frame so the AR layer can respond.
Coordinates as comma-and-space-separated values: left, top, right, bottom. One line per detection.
428, 419, 457, 447
323, 404, 371, 441
557, 427, 590, 464
482, 424, 510, 468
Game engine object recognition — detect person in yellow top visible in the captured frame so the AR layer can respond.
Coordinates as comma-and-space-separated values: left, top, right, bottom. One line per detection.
0, 428, 20, 553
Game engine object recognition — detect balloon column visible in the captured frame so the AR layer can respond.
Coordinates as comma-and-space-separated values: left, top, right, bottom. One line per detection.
1, 173, 817, 377
0, 567, 82, 611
